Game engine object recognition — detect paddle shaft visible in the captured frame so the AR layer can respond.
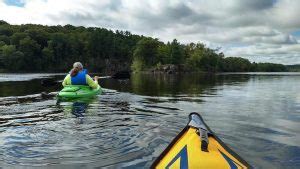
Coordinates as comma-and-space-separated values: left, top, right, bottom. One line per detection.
41, 72, 129, 87
57, 76, 111, 83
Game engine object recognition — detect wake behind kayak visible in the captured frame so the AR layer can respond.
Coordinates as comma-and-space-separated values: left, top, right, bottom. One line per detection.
151, 113, 251, 169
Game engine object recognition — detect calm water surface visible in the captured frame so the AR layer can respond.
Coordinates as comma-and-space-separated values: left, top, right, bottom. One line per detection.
0, 73, 299, 168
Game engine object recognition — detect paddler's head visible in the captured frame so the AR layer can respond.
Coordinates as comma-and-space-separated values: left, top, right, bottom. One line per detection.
70, 62, 83, 77
73, 62, 83, 70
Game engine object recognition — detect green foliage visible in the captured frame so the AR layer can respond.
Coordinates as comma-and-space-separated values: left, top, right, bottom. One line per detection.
185, 43, 221, 72
1, 45, 16, 56
41, 47, 54, 70
170, 39, 184, 64
0, 45, 25, 70
131, 58, 144, 72
222, 57, 252, 72
0, 35, 10, 44
4, 51, 25, 71
156, 62, 162, 69
0, 21, 143, 72
0, 41, 5, 47
0, 26, 13, 36
252, 62, 287, 72
0, 20, 9, 25
286, 64, 300, 72
25, 29, 49, 48
0, 21, 288, 73
19, 37, 42, 70
132, 38, 160, 67
10, 32, 29, 46
157, 44, 171, 64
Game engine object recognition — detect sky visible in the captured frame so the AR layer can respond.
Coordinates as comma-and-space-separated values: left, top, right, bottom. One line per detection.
0, 0, 300, 65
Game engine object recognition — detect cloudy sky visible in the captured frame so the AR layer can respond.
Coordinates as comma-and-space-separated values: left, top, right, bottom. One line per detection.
0, 0, 300, 64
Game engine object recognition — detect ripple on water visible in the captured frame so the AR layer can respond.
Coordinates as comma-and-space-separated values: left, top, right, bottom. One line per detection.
0, 89, 187, 168
1, 73, 300, 168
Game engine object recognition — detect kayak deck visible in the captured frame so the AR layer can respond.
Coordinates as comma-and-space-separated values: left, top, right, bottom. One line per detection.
151, 113, 251, 169
57, 85, 102, 99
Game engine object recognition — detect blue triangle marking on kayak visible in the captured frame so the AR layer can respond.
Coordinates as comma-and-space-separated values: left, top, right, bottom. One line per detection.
219, 149, 239, 169
166, 145, 188, 169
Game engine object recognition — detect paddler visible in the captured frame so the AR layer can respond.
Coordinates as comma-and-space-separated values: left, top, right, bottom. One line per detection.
62, 62, 99, 89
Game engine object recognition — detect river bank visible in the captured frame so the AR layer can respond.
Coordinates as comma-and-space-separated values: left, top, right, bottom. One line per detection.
138, 64, 299, 74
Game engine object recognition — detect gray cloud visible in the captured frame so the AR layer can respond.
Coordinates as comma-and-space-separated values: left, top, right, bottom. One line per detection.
230, 0, 275, 12
107, 0, 123, 11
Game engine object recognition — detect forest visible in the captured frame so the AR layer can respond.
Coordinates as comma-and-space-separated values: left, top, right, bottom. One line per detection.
286, 64, 300, 72
0, 20, 289, 73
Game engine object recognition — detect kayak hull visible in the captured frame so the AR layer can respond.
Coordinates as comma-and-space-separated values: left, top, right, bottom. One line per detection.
57, 85, 102, 99
151, 113, 251, 169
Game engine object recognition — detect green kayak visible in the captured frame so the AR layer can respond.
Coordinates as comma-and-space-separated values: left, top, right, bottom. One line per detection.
57, 85, 102, 99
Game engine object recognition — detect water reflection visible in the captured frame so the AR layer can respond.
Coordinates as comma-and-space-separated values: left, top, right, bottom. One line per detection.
71, 102, 88, 118
57, 97, 97, 125
0, 73, 300, 168
0, 75, 63, 97
100, 73, 252, 97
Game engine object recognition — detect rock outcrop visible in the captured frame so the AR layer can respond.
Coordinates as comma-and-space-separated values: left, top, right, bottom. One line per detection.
150, 64, 191, 74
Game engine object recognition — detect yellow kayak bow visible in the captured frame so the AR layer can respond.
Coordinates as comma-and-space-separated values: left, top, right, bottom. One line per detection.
151, 113, 251, 169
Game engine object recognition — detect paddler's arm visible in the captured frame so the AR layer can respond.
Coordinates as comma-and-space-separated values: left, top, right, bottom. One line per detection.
86, 75, 99, 89
62, 74, 71, 87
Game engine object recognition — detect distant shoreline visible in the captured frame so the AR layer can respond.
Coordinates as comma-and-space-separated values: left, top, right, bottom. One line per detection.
1, 21, 298, 74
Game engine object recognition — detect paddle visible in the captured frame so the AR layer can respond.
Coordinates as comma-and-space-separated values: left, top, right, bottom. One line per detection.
41, 71, 130, 87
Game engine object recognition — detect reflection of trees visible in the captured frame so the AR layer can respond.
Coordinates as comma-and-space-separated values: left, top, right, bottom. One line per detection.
0, 75, 64, 97
99, 73, 251, 97
130, 73, 214, 96
216, 74, 252, 86
129, 73, 251, 97
0, 80, 43, 97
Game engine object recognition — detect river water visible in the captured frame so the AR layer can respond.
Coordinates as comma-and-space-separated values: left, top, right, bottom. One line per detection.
0, 73, 299, 168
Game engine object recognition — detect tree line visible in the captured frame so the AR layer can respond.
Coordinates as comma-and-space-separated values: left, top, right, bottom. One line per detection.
0, 20, 288, 73
131, 38, 287, 72
286, 64, 300, 72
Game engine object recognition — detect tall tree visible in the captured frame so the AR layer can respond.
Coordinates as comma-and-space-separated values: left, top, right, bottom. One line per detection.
170, 39, 184, 64
19, 37, 41, 70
